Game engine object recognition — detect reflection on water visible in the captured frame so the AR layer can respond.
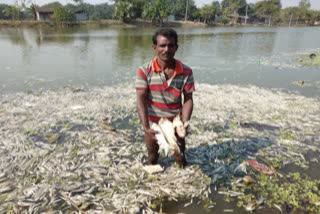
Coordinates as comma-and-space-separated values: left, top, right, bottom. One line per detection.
0, 26, 320, 96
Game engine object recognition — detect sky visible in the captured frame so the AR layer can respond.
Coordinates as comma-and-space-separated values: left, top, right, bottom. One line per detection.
1, 0, 320, 10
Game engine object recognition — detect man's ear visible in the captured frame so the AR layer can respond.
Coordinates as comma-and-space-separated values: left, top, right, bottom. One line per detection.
152, 44, 157, 50
176, 44, 179, 51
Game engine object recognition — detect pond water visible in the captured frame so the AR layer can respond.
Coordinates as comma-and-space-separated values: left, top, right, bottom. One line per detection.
1, 26, 320, 96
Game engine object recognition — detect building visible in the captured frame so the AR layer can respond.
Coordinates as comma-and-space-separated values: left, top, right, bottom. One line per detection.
74, 9, 88, 21
35, 7, 88, 21
35, 8, 54, 21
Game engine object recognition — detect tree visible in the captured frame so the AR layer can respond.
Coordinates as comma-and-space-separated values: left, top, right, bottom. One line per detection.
297, 0, 312, 23
142, 0, 171, 26
3, 5, 21, 20
299, 0, 311, 9
0, 4, 11, 19
113, 0, 136, 22
255, 0, 281, 25
212, 1, 221, 16
27, 3, 36, 20
221, 0, 247, 16
91, 3, 113, 20
280, 7, 299, 25
246, 3, 256, 18
51, 7, 75, 22
309, 10, 320, 24
199, 3, 219, 23
170, 0, 196, 20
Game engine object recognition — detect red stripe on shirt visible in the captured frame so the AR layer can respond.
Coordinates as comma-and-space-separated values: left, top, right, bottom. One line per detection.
137, 69, 147, 80
183, 83, 195, 91
146, 100, 181, 110
149, 84, 166, 91
148, 115, 175, 122
166, 87, 181, 97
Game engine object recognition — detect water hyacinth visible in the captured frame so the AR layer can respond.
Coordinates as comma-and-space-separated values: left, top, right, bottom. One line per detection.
0, 83, 320, 213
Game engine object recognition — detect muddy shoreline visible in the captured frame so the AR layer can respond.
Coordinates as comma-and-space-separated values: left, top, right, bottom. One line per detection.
1, 83, 320, 213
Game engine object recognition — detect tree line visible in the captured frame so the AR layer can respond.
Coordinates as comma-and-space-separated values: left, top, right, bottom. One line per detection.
0, 0, 319, 25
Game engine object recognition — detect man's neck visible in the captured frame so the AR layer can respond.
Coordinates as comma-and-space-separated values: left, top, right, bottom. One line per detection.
157, 58, 175, 71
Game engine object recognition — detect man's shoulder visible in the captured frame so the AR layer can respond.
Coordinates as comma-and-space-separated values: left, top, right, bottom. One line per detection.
181, 63, 192, 71
138, 60, 153, 71
180, 62, 193, 75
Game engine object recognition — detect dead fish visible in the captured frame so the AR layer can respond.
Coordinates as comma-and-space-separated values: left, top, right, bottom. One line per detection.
151, 118, 180, 156
0, 185, 14, 194
274, 204, 282, 213
234, 162, 248, 174
143, 164, 164, 174
70, 105, 85, 110
257, 196, 265, 206
245, 201, 256, 212
242, 175, 255, 185
47, 133, 60, 144
97, 121, 116, 132
172, 114, 189, 138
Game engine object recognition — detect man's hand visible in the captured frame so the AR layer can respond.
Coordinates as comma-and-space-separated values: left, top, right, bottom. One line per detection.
144, 128, 158, 141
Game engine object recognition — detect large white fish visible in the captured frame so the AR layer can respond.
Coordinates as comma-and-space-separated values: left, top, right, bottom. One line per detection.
151, 115, 189, 156
172, 114, 189, 138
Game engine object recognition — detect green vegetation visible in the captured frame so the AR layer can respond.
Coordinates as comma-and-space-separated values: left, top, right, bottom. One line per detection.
1, 0, 320, 26
23, 128, 41, 137
142, 0, 171, 26
297, 53, 320, 66
52, 7, 74, 22
280, 131, 296, 140
234, 173, 320, 213
255, 0, 282, 25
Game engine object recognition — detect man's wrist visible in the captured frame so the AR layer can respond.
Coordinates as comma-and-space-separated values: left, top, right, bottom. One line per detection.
143, 125, 150, 132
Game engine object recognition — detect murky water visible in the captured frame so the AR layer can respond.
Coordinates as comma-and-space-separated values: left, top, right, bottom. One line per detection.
1, 26, 320, 96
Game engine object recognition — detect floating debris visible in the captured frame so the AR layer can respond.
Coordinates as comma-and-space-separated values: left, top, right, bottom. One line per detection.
245, 201, 256, 212
297, 52, 320, 65
247, 160, 275, 175
47, 133, 60, 144
242, 175, 255, 185
143, 164, 164, 174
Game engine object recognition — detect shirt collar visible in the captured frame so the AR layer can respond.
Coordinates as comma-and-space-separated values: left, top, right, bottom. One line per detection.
152, 57, 183, 75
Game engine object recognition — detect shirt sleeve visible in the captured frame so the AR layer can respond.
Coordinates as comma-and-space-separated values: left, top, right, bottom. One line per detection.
135, 67, 148, 89
183, 70, 195, 94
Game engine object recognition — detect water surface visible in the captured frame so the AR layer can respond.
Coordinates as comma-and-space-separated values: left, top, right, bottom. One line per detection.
1, 26, 320, 96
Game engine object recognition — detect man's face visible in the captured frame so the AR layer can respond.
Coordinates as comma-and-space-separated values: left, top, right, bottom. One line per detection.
153, 35, 178, 62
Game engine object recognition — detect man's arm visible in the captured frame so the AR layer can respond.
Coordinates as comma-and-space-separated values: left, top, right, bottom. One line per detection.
136, 88, 158, 139
181, 92, 193, 123
136, 88, 150, 131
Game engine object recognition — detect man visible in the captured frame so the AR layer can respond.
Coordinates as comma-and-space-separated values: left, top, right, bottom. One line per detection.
135, 28, 195, 167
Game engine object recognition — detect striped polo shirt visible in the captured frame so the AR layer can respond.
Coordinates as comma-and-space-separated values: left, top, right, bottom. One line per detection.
136, 57, 195, 122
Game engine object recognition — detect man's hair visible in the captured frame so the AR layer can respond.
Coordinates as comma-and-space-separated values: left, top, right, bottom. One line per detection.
152, 28, 178, 45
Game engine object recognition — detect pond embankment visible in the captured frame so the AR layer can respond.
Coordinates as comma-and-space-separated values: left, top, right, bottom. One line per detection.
1, 19, 318, 29
0, 83, 320, 213
0, 19, 295, 28
0, 19, 206, 28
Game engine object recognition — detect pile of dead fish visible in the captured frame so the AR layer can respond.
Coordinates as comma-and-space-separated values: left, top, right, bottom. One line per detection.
0, 83, 319, 213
